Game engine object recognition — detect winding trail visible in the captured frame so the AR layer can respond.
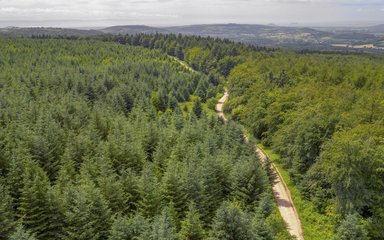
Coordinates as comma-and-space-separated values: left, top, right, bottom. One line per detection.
216, 90, 304, 240
171, 55, 304, 239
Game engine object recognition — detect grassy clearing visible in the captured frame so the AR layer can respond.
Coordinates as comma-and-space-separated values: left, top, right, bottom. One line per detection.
179, 94, 221, 118
259, 144, 336, 240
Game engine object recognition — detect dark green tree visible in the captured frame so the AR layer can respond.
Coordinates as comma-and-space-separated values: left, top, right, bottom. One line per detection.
192, 99, 203, 119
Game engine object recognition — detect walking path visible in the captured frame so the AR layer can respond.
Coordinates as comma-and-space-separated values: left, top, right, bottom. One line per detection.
216, 90, 304, 240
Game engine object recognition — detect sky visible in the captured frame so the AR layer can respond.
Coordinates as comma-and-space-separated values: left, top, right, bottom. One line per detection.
0, 0, 383, 28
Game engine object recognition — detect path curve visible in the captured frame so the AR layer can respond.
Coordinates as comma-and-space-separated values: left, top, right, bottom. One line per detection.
216, 91, 304, 240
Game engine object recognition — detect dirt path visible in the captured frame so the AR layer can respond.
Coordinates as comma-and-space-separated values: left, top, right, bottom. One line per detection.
170, 56, 196, 73
216, 91, 304, 240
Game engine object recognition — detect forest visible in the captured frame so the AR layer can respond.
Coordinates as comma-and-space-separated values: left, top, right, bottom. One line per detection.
0, 32, 383, 240
97, 33, 384, 239
0, 38, 292, 239
224, 46, 384, 239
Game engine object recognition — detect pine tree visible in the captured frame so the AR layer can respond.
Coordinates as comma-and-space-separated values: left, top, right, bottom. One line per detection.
161, 161, 187, 218
151, 207, 177, 240
6, 149, 33, 210
17, 164, 51, 239
63, 183, 112, 240
178, 203, 205, 240
30, 115, 65, 181
108, 215, 131, 240
9, 225, 37, 240
200, 158, 226, 224
192, 99, 203, 118
119, 169, 141, 214
138, 165, 161, 218
0, 180, 15, 239
231, 157, 267, 208
210, 202, 256, 240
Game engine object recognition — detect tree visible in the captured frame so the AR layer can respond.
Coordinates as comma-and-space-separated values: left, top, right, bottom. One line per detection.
18, 164, 63, 239
108, 214, 151, 240
178, 203, 205, 240
192, 99, 203, 118
151, 207, 177, 240
108, 215, 131, 240
161, 161, 187, 218
9, 225, 37, 240
0, 180, 15, 239
63, 183, 112, 240
210, 202, 256, 240
231, 157, 267, 208
334, 214, 368, 240
138, 165, 161, 218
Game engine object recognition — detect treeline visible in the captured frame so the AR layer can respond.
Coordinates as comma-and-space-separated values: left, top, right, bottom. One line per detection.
224, 50, 384, 239
94, 33, 274, 76
0, 38, 290, 239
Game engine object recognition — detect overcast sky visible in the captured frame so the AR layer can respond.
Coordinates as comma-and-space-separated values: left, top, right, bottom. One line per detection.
0, 0, 383, 28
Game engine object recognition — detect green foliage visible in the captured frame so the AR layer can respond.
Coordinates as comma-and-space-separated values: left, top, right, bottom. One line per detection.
225, 48, 384, 238
138, 165, 162, 218
0, 180, 15, 239
0, 36, 287, 239
179, 203, 206, 240
108, 214, 150, 240
18, 163, 64, 239
231, 156, 268, 208
334, 214, 368, 240
9, 225, 37, 240
63, 183, 112, 240
192, 98, 203, 118
151, 207, 178, 240
209, 202, 257, 240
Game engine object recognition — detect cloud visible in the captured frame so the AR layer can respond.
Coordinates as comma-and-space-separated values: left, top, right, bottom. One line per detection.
0, 0, 383, 27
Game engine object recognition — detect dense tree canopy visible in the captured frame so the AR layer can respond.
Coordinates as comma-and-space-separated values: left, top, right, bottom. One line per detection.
2, 32, 382, 239
224, 49, 384, 239
0, 37, 283, 239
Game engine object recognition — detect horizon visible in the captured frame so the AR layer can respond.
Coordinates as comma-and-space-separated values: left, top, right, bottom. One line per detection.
1, 21, 383, 30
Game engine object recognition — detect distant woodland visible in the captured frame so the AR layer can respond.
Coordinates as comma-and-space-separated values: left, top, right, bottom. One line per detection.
0, 34, 383, 240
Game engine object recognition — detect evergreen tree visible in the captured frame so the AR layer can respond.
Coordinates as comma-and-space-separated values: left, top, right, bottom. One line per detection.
151, 207, 177, 240
138, 165, 161, 218
192, 99, 203, 118
0, 180, 15, 239
178, 203, 205, 240
108, 215, 131, 240
210, 202, 256, 240
17, 164, 55, 239
161, 161, 187, 218
9, 225, 37, 240
63, 183, 112, 240
231, 157, 267, 208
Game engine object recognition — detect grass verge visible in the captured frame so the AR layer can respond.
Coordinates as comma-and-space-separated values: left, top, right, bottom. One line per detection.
259, 144, 336, 240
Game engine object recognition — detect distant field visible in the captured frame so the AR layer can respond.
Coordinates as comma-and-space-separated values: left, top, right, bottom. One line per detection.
332, 43, 384, 50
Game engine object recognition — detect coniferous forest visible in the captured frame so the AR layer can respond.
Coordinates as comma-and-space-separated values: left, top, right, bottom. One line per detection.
0, 34, 383, 240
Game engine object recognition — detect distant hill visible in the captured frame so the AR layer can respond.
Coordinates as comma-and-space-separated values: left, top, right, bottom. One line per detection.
366, 24, 384, 33
166, 23, 332, 48
0, 27, 103, 37
100, 25, 170, 35
0, 24, 382, 52
167, 23, 326, 36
